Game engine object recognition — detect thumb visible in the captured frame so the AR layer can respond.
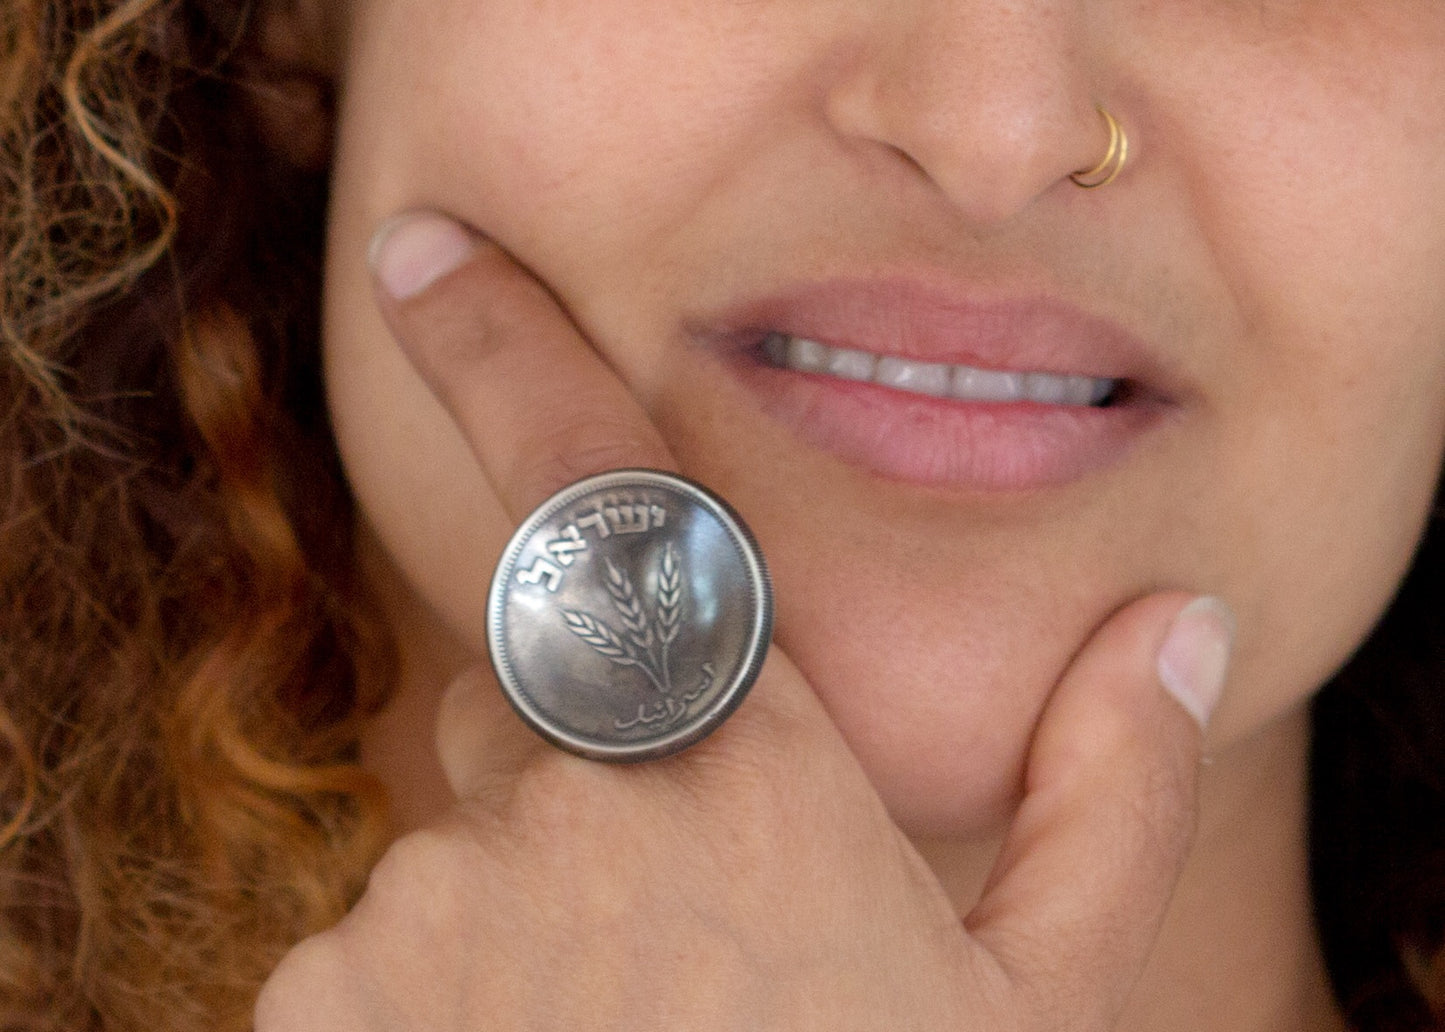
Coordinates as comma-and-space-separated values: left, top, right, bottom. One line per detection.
965, 592, 1235, 1029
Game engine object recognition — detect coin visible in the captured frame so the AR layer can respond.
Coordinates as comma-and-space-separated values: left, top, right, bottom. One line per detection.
487, 469, 773, 762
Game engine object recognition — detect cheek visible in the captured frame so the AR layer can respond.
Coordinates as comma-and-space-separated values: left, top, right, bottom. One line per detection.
341, 0, 804, 272
1131, 10, 1445, 738
1207, 342, 1445, 742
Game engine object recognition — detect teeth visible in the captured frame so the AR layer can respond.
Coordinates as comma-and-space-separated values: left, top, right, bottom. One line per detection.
876, 356, 951, 397
824, 347, 876, 382
954, 366, 1024, 403
766, 334, 1116, 407
787, 334, 829, 373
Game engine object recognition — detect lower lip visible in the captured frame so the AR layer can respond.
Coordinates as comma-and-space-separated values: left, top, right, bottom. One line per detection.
724, 352, 1165, 491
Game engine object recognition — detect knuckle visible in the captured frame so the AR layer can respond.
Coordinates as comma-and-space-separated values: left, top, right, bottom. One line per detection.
1095, 713, 1200, 870
1062, 701, 1200, 866
366, 827, 439, 891
492, 753, 621, 849
358, 827, 487, 935
483, 759, 657, 927
254, 934, 353, 1031
1003, 955, 1115, 1032
1134, 752, 1200, 863
509, 416, 671, 504
666, 749, 837, 886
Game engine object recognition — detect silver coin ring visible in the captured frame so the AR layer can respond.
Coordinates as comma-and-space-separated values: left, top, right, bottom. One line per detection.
487, 469, 773, 762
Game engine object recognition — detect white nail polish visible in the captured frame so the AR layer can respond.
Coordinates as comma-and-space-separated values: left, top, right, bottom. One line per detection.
368, 213, 478, 301
1156, 596, 1236, 730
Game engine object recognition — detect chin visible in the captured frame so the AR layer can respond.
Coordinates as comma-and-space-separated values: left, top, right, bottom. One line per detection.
774, 593, 1060, 838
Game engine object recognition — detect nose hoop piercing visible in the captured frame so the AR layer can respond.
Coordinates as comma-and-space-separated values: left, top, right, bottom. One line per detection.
1070, 107, 1129, 188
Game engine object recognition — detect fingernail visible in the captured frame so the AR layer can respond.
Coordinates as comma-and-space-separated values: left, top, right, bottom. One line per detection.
368, 212, 478, 301
1156, 596, 1235, 730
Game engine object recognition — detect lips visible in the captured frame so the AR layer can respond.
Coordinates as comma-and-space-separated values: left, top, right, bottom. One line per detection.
692, 278, 1175, 491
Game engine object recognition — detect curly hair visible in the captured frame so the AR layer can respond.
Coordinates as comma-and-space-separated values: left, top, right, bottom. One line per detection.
1, 2, 391, 1030
0, 2, 1442, 1031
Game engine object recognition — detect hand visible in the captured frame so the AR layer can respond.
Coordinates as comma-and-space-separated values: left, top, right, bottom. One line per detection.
255, 212, 1233, 1031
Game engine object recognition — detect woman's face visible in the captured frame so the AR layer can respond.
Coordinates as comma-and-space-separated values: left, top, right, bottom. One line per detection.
323, 0, 1445, 834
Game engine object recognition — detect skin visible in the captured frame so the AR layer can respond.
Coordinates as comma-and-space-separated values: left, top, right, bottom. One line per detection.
263, 238, 1230, 1030
260, 0, 1445, 1028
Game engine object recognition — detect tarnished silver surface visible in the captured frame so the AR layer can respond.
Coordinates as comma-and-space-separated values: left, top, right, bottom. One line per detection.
487, 470, 772, 761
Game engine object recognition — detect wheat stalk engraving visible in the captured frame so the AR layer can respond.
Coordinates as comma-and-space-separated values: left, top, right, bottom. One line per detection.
561, 546, 687, 699
604, 558, 654, 651
561, 610, 634, 662
657, 544, 681, 646
656, 544, 681, 689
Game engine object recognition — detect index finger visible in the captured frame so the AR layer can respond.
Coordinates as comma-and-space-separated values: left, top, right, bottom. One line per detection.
367, 211, 842, 793
368, 211, 676, 519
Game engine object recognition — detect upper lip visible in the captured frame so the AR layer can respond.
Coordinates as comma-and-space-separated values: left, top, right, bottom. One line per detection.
692, 275, 1180, 396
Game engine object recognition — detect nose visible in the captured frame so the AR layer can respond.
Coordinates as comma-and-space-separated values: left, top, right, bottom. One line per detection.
823, 1, 1116, 225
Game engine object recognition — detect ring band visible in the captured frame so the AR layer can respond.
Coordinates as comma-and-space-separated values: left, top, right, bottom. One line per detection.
1070, 107, 1129, 189
487, 469, 773, 762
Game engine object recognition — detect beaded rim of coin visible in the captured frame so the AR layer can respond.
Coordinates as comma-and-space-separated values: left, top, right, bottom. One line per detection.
487, 469, 773, 762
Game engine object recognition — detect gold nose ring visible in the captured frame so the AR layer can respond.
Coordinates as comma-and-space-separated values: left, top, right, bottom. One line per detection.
1070, 106, 1128, 188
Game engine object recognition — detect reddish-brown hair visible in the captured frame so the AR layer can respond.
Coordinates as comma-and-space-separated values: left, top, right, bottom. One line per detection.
2, 3, 390, 1029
